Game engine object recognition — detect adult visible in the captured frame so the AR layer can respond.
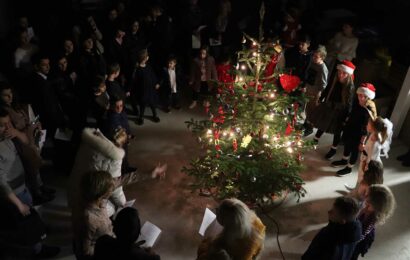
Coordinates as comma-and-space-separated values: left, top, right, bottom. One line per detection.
197, 198, 265, 260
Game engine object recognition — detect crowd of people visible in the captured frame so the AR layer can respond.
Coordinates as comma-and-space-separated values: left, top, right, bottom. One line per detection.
0, 0, 405, 259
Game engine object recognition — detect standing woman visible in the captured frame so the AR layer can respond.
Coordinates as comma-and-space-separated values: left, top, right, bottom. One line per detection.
310, 60, 356, 159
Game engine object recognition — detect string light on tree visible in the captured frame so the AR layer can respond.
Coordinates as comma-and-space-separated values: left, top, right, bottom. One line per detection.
183, 33, 314, 203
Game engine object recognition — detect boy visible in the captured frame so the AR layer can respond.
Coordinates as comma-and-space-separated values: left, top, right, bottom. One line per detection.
160, 56, 182, 112
302, 196, 362, 260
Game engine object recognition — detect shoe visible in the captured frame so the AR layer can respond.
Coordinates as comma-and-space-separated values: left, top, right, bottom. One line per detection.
344, 183, 355, 191
189, 101, 197, 109
152, 116, 160, 123
337, 166, 352, 176
163, 107, 171, 113
303, 128, 313, 137
34, 245, 60, 259
331, 159, 348, 167
136, 118, 144, 125
40, 186, 56, 195
33, 192, 55, 206
325, 148, 337, 160
173, 105, 181, 110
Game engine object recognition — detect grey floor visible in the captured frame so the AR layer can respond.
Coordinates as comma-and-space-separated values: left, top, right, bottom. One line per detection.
38, 106, 410, 260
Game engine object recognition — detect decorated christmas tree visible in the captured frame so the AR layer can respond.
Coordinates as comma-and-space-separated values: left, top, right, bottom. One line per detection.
184, 33, 314, 203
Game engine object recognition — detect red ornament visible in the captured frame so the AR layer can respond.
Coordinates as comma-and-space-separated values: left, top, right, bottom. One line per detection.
285, 123, 293, 136
215, 144, 221, 151
218, 106, 224, 115
233, 139, 238, 152
279, 74, 301, 93
257, 84, 263, 92
214, 130, 220, 140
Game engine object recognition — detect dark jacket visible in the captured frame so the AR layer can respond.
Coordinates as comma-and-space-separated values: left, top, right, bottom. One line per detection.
302, 220, 362, 260
102, 110, 131, 140
94, 235, 160, 260
190, 56, 217, 92
131, 64, 158, 105
160, 66, 183, 95
285, 47, 312, 82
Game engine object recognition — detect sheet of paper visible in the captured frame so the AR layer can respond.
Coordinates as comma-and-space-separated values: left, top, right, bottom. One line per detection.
137, 221, 162, 247
54, 128, 72, 141
38, 129, 47, 150
199, 208, 217, 236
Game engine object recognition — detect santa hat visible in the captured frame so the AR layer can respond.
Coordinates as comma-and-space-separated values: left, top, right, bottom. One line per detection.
357, 83, 376, 100
336, 60, 356, 75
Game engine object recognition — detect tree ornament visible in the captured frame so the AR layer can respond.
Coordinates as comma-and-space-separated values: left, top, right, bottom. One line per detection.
233, 139, 238, 152
285, 123, 293, 136
251, 176, 257, 182
279, 74, 301, 93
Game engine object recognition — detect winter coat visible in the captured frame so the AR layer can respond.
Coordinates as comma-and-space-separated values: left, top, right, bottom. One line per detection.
68, 128, 126, 216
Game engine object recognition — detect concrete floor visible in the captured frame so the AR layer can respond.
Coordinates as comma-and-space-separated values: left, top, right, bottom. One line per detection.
39, 106, 410, 260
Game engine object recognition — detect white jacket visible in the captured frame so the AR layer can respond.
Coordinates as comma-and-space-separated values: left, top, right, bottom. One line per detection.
68, 128, 126, 216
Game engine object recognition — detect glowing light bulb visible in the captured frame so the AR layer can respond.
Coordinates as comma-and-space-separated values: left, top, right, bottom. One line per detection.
209, 138, 213, 143
287, 147, 293, 153
252, 52, 257, 57
286, 141, 291, 147
241, 64, 246, 70
270, 93, 275, 98
239, 76, 244, 81
222, 131, 228, 137
207, 129, 212, 135
263, 134, 269, 139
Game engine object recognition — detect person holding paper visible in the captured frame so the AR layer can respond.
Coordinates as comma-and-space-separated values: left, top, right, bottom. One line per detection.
94, 207, 161, 260
72, 170, 115, 259
0, 83, 56, 205
197, 198, 265, 260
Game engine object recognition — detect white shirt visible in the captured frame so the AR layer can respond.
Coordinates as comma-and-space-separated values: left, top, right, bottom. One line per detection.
168, 68, 177, 93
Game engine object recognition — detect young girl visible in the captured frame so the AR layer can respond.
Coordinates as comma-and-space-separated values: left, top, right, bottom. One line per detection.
351, 184, 396, 259
130, 49, 160, 125
310, 60, 356, 160
349, 160, 384, 202
346, 117, 393, 190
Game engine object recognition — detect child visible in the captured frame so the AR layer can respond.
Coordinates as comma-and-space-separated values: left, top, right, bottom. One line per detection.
302, 196, 362, 260
284, 34, 312, 83
303, 45, 329, 136
331, 83, 378, 176
93, 76, 110, 130
349, 160, 384, 202
310, 60, 356, 160
130, 49, 160, 125
106, 63, 127, 100
160, 56, 182, 112
351, 185, 396, 259
346, 117, 393, 190
189, 46, 217, 109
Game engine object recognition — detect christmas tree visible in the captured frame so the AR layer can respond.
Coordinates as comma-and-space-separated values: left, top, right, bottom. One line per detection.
183, 34, 314, 203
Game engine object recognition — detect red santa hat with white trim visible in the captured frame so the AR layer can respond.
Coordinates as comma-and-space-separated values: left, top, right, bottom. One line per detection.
357, 83, 376, 100
336, 60, 356, 75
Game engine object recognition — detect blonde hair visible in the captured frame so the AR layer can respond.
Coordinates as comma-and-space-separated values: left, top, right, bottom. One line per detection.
367, 184, 396, 225
217, 198, 260, 245
81, 170, 114, 205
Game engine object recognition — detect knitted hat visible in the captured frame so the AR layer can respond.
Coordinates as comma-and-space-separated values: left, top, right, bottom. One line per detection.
357, 83, 376, 100
336, 60, 356, 75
